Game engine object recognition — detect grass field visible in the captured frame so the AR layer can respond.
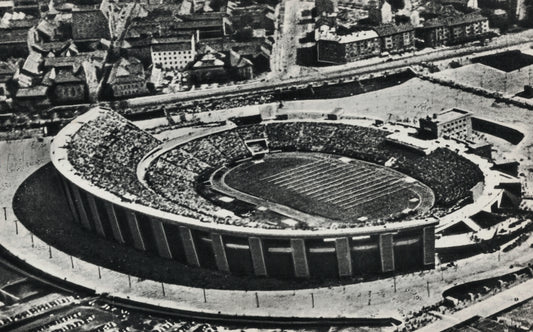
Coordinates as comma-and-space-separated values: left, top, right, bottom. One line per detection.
224, 153, 434, 224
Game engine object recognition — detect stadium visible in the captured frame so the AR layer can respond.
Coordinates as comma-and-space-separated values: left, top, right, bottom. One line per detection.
50, 106, 499, 280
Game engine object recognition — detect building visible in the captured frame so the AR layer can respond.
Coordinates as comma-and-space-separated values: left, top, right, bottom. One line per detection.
417, 13, 489, 47
127, 8, 226, 41
13, 0, 39, 16
226, 1, 276, 36
17, 52, 43, 87
419, 108, 472, 139
176, 12, 226, 39
14, 84, 50, 109
71, 9, 111, 41
51, 69, 87, 104
197, 37, 273, 71
316, 25, 380, 64
188, 49, 253, 85
0, 13, 38, 59
51, 108, 438, 280
41, 50, 105, 103
106, 57, 149, 98
150, 35, 196, 70
315, 0, 338, 17
0, 61, 16, 98
373, 23, 415, 53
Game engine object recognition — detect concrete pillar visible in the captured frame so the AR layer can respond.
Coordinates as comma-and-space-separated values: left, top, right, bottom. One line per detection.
104, 202, 125, 244
210, 233, 230, 273
60, 178, 79, 224
423, 226, 435, 266
70, 185, 92, 231
379, 233, 395, 273
179, 226, 200, 267
86, 195, 106, 237
126, 211, 146, 251
150, 218, 172, 259
291, 238, 310, 278
335, 237, 352, 277
248, 237, 267, 276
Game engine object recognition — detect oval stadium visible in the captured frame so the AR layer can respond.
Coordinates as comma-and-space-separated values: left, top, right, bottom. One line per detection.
49, 107, 497, 280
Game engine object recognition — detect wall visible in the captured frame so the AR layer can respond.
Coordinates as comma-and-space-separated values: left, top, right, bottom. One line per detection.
471, 117, 524, 145
58, 173, 436, 280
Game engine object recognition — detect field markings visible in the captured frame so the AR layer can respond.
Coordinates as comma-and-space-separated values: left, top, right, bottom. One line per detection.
298, 169, 372, 197
306, 169, 379, 198
270, 162, 336, 185
318, 175, 395, 202
282, 166, 360, 192
268, 162, 327, 184
337, 181, 407, 208
252, 156, 428, 219
260, 160, 323, 181
341, 185, 410, 210
337, 183, 405, 208
333, 178, 404, 206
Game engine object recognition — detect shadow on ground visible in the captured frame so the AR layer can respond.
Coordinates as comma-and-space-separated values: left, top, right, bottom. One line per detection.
13, 163, 384, 290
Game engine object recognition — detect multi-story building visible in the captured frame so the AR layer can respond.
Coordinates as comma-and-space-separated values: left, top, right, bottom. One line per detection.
316, 25, 380, 64
106, 57, 149, 98
373, 23, 415, 53
51, 68, 87, 104
127, 9, 226, 41
0, 13, 38, 59
150, 35, 196, 70
419, 108, 472, 139
226, 1, 276, 36
188, 49, 254, 85
417, 13, 489, 47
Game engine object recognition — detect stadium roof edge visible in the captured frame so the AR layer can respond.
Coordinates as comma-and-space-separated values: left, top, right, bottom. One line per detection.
51, 108, 439, 238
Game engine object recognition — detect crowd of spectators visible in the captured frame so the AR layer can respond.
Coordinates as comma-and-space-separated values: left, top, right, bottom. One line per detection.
66, 112, 484, 230
68, 111, 161, 200
67, 111, 238, 226
235, 124, 266, 140
165, 94, 277, 115
206, 131, 250, 161
263, 122, 483, 208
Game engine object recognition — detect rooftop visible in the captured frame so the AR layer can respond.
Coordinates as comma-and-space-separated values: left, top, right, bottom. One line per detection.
316, 0, 338, 16
423, 12, 487, 29
107, 57, 145, 85
434, 108, 471, 123
71, 9, 110, 40
373, 23, 414, 37
16, 85, 48, 97
54, 69, 84, 84
43, 50, 107, 71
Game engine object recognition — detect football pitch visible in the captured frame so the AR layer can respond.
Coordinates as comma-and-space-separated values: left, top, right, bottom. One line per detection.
223, 152, 435, 225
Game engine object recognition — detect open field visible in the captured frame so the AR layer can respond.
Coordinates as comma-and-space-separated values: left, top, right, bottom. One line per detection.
224, 153, 434, 224
280, 77, 532, 170
431, 63, 533, 96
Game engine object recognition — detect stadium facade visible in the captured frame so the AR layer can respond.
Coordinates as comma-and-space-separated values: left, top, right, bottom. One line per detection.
50, 107, 452, 279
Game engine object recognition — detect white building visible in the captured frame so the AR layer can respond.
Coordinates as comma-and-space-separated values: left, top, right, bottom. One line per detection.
150, 34, 196, 70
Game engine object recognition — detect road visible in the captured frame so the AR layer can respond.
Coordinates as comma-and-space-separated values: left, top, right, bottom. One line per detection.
416, 278, 533, 332
125, 30, 533, 111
